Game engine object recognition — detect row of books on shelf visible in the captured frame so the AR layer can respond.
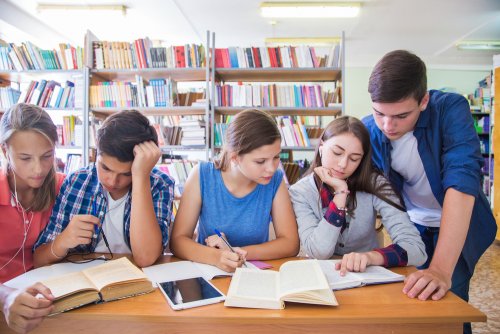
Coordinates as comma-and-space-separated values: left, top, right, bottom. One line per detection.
214, 117, 321, 148
0, 87, 21, 109
63, 154, 82, 174
57, 116, 83, 147
0, 42, 84, 71
90, 78, 175, 108
89, 76, 206, 108
18, 80, 78, 109
92, 39, 206, 69
468, 74, 492, 113
157, 161, 197, 197
473, 115, 490, 134
214, 83, 340, 108
214, 44, 341, 69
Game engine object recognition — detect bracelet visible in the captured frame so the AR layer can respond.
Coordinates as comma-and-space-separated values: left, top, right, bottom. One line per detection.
50, 237, 67, 259
333, 189, 350, 195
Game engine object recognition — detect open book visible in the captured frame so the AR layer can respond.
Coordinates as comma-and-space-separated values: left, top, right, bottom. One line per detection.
318, 260, 405, 290
40, 257, 154, 314
224, 259, 338, 310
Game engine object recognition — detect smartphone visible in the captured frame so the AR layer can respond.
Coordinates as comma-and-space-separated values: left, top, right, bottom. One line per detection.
158, 277, 225, 310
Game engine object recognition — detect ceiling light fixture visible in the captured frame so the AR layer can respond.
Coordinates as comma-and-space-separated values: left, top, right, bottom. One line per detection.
265, 37, 340, 46
260, 2, 360, 18
36, 4, 127, 16
456, 41, 500, 51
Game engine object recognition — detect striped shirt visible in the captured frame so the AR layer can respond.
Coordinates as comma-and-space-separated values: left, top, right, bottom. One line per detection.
34, 164, 174, 253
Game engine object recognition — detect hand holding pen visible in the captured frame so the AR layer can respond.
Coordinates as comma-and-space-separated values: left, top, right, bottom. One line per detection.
212, 229, 247, 267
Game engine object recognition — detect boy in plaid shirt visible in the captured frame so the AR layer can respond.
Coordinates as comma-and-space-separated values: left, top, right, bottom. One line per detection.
34, 110, 174, 268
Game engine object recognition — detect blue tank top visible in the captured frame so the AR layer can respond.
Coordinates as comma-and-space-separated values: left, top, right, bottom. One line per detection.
197, 161, 283, 247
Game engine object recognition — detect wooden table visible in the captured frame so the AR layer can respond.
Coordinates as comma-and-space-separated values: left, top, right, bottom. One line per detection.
0, 256, 485, 334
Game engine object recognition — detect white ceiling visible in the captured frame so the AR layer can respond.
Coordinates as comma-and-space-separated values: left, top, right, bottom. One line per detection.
1, 0, 499, 69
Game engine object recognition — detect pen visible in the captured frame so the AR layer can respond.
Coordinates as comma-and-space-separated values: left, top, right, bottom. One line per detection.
214, 229, 247, 268
91, 196, 102, 234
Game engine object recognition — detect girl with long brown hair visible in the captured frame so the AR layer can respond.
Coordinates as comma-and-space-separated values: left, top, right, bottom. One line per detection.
289, 116, 426, 274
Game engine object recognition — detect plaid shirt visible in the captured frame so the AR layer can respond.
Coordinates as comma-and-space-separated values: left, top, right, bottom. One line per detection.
34, 164, 174, 253
320, 186, 408, 268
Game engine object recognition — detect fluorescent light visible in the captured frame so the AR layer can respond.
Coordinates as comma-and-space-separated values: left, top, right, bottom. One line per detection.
260, 2, 360, 18
37, 4, 127, 15
265, 37, 340, 46
456, 41, 500, 51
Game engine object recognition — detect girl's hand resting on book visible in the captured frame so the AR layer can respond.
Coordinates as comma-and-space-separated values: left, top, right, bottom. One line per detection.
215, 249, 247, 273
1, 283, 54, 334
336, 251, 384, 276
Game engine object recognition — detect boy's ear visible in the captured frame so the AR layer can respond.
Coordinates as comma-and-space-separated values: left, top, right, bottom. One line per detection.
419, 92, 430, 111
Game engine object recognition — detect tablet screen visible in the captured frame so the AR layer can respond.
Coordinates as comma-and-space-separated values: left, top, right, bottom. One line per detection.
159, 277, 223, 305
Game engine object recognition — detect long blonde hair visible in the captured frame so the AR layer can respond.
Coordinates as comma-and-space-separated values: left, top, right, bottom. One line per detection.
0, 103, 58, 211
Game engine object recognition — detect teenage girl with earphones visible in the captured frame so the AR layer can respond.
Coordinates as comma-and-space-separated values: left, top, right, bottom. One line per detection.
170, 109, 299, 272
0, 103, 65, 333
289, 116, 426, 275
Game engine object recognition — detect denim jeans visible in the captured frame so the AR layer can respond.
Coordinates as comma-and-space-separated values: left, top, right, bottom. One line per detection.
414, 223, 472, 334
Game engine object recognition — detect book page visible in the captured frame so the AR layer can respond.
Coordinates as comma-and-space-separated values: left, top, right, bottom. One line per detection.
318, 260, 404, 289
279, 260, 329, 297
357, 265, 405, 283
41, 271, 96, 299
230, 269, 279, 300
318, 260, 362, 290
83, 257, 147, 291
143, 261, 203, 286
4, 261, 102, 290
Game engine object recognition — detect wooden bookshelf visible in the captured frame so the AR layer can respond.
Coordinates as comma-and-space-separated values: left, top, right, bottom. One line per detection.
0, 69, 84, 83
90, 68, 206, 82
215, 68, 341, 82
91, 106, 206, 117
215, 106, 342, 116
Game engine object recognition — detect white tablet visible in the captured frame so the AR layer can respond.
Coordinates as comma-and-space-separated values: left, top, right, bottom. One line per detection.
158, 277, 226, 310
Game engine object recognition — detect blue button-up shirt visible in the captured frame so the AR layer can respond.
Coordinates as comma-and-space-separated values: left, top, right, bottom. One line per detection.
363, 90, 496, 272
34, 164, 174, 253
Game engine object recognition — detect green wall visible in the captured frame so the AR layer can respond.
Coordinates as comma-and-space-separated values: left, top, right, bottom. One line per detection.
344, 67, 490, 120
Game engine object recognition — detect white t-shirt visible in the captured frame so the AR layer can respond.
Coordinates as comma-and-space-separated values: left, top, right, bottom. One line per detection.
94, 191, 131, 253
390, 131, 442, 227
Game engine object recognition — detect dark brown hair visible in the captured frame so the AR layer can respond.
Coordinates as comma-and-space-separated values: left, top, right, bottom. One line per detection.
305, 116, 404, 215
368, 50, 427, 103
214, 109, 281, 171
97, 110, 158, 162
0, 103, 58, 211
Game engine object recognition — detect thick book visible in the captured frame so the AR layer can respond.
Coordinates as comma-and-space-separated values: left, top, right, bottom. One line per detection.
40, 257, 154, 314
318, 260, 405, 290
224, 259, 338, 310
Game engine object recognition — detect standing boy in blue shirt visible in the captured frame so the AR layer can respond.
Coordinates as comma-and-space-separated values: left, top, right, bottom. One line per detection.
33, 110, 174, 268
363, 50, 496, 334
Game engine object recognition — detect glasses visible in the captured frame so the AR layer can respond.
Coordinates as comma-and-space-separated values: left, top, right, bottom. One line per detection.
63, 196, 114, 264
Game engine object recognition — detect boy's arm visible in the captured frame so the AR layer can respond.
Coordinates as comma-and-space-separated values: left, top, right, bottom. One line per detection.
129, 141, 168, 267
403, 189, 473, 300
404, 95, 480, 300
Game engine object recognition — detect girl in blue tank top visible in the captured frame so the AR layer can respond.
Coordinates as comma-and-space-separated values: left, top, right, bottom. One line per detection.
171, 109, 299, 272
